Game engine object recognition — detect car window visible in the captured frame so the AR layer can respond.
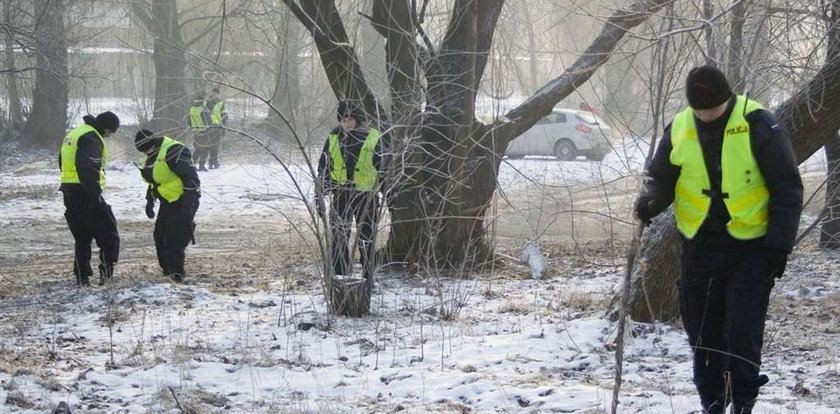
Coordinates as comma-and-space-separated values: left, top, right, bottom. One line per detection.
536, 115, 552, 125
554, 113, 567, 123
575, 112, 600, 125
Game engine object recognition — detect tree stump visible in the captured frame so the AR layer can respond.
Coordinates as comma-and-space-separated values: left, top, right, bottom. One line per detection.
609, 209, 682, 323
326, 275, 372, 317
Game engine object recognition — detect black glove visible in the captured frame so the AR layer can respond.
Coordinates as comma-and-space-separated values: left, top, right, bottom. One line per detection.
761, 247, 788, 279
634, 196, 660, 225
145, 199, 156, 219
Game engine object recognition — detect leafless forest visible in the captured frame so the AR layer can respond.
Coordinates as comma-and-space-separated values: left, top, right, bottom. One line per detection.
0, 1, 838, 413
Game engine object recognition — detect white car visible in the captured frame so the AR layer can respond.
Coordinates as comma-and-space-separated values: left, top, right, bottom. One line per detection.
505, 109, 616, 161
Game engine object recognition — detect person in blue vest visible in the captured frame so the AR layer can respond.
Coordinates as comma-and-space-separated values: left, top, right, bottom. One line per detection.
135, 129, 201, 283
59, 111, 121, 286
206, 88, 228, 169
188, 93, 213, 171
634, 66, 803, 414
317, 101, 385, 281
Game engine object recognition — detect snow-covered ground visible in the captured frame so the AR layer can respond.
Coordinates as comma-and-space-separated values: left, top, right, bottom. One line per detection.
0, 141, 837, 413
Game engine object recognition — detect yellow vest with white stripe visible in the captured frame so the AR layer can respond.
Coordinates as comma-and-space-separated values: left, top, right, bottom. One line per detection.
145, 137, 185, 203
60, 124, 108, 188
670, 95, 769, 240
328, 128, 380, 192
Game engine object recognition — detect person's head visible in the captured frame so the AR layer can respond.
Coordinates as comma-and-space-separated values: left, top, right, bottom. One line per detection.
134, 129, 157, 154
209, 87, 220, 99
686, 65, 733, 122
95, 111, 120, 137
337, 100, 365, 131
194, 93, 205, 103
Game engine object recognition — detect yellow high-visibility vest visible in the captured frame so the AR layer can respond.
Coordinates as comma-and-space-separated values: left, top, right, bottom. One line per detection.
145, 136, 185, 203
210, 101, 225, 126
189, 103, 207, 130
328, 128, 381, 192
670, 95, 769, 240
60, 124, 108, 188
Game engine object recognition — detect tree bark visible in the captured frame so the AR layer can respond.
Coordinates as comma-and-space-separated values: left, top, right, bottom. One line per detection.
3, 0, 23, 125
726, 0, 747, 91
820, 0, 840, 249
23, 0, 67, 148
149, 0, 188, 132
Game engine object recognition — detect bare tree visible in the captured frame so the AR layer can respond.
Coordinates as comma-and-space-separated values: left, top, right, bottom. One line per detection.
2, 0, 25, 125
23, 0, 68, 148
286, 0, 673, 270
821, 0, 840, 249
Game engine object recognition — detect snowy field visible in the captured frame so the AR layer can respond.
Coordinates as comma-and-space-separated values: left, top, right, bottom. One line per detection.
0, 140, 838, 413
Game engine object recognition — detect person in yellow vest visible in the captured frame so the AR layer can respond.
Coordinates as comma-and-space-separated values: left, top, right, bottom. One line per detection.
135, 129, 201, 283
206, 88, 228, 169
317, 101, 384, 280
59, 111, 121, 286
634, 66, 803, 414
188, 93, 213, 171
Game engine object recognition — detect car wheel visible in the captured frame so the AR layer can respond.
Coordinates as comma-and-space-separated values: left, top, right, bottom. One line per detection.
553, 139, 576, 161
587, 153, 606, 162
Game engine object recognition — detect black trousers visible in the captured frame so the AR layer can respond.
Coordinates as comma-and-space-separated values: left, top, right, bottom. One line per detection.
679, 241, 774, 409
329, 189, 380, 279
62, 190, 119, 284
154, 201, 194, 277
208, 128, 223, 168
193, 131, 212, 169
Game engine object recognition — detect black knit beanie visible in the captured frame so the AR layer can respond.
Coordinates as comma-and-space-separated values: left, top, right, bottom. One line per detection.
336, 100, 366, 123
95, 111, 120, 133
134, 129, 156, 152
685, 66, 733, 109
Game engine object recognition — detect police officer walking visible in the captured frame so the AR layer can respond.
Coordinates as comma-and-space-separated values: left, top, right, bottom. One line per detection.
206, 88, 228, 169
317, 101, 384, 281
59, 111, 121, 286
188, 93, 212, 171
135, 129, 201, 283
634, 66, 803, 414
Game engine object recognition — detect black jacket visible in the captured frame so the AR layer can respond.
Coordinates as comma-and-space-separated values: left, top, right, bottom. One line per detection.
318, 127, 384, 190
642, 98, 803, 252
59, 116, 110, 198
141, 138, 201, 206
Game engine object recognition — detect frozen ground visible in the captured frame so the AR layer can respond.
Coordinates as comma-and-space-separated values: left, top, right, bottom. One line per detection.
0, 140, 838, 413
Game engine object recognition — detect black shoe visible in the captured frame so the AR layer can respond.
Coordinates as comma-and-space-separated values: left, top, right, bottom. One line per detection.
731, 407, 752, 414
98, 263, 114, 286
170, 273, 184, 283
198, 165, 207, 171
76, 276, 91, 287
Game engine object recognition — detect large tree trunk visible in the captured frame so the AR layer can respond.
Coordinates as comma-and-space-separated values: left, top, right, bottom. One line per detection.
289, 0, 673, 269
23, 0, 67, 148
617, 45, 840, 322
3, 0, 23, 125
265, 6, 301, 136
149, 0, 188, 132
820, 0, 840, 249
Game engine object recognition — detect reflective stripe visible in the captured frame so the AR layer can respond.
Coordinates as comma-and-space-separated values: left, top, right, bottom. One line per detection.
146, 136, 185, 203
670, 95, 769, 240
60, 124, 108, 188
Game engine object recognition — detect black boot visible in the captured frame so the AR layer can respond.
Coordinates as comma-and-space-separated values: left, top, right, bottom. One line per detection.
170, 273, 184, 283
98, 263, 115, 286
76, 273, 91, 287
731, 406, 753, 414
702, 401, 726, 414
